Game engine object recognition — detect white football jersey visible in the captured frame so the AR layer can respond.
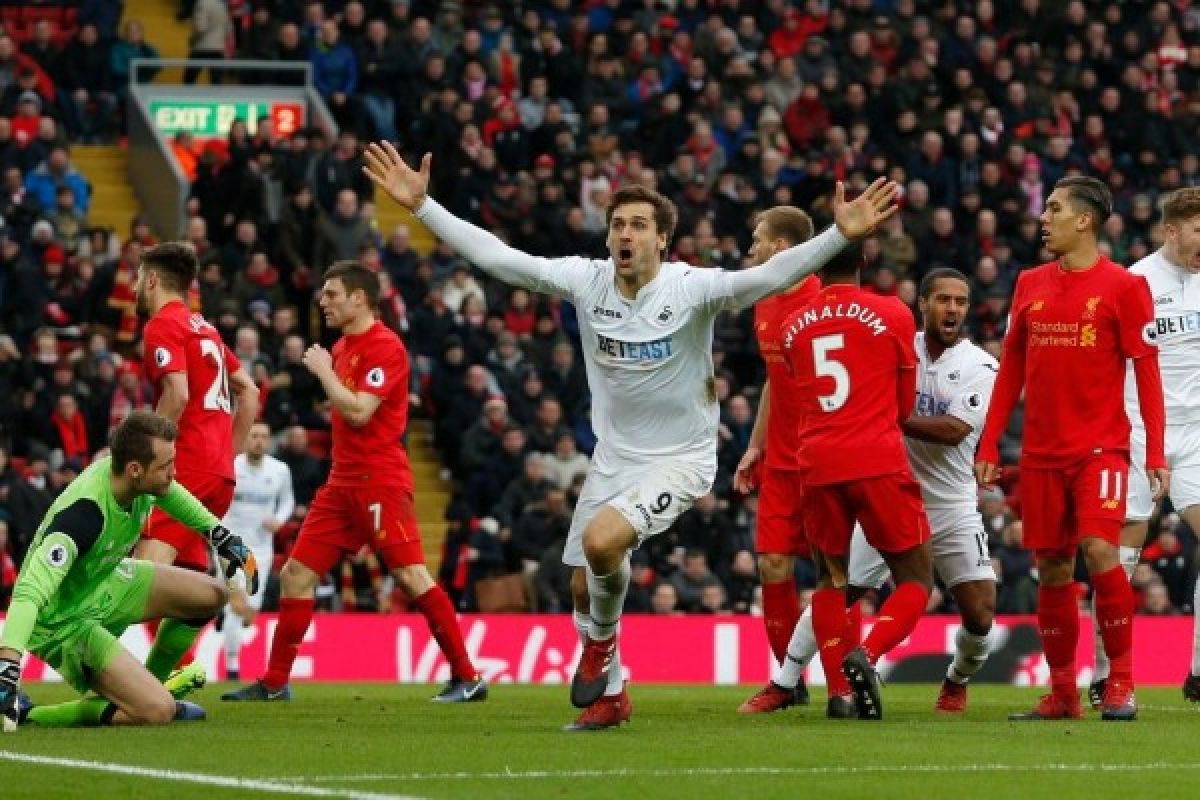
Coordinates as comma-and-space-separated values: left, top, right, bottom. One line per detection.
537, 257, 736, 467
1124, 248, 1200, 426
905, 332, 998, 508
223, 454, 295, 551
416, 195, 847, 469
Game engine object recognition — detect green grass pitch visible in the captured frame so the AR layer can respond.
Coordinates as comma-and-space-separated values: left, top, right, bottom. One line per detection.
2, 683, 1199, 799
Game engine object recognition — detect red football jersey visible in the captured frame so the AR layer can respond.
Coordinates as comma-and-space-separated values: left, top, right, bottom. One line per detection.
989, 256, 1156, 467
755, 275, 821, 470
329, 320, 413, 489
143, 300, 240, 480
781, 284, 918, 485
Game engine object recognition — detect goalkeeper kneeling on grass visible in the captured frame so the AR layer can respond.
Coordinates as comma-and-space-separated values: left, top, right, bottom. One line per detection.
0, 411, 257, 731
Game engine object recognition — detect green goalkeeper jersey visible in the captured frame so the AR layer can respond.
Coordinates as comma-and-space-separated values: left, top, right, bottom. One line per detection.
0, 457, 219, 653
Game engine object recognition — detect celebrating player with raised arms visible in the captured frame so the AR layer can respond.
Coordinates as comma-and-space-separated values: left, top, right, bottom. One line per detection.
0, 412, 257, 731
363, 140, 897, 729
976, 177, 1167, 722
133, 242, 259, 682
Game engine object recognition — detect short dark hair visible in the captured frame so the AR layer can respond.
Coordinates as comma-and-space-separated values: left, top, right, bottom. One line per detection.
141, 242, 199, 293
111, 410, 177, 472
919, 267, 971, 299
820, 243, 865, 281
1160, 187, 1200, 225
324, 261, 380, 309
761, 206, 814, 247
1054, 176, 1113, 231
606, 185, 678, 245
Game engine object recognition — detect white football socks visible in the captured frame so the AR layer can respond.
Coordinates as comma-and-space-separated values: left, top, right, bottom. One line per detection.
946, 626, 991, 684
586, 558, 630, 641
773, 605, 817, 689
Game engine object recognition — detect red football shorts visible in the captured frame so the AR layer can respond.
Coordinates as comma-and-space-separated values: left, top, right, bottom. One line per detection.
290, 483, 424, 574
756, 466, 808, 554
802, 472, 931, 558
143, 471, 235, 571
1020, 452, 1128, 557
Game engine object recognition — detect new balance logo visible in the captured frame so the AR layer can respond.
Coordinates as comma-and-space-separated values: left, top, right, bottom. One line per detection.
1101, 499, 1120, 510
593, 305, 623, 319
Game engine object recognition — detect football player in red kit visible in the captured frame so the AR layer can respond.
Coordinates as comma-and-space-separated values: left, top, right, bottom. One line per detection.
222, 261, 485, 703
781, 244, 933, 720
134, 242, 259, 681
976, 177, 1168, 722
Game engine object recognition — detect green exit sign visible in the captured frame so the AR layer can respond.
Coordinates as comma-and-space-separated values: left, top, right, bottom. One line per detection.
149, 100, 305, 138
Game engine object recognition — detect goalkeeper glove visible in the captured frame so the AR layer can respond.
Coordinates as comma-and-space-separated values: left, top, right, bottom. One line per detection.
207, 525, 260, 596
1, 656, 21, 733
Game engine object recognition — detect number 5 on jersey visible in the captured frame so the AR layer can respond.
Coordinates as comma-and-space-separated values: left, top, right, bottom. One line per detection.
813, 334, 849, 412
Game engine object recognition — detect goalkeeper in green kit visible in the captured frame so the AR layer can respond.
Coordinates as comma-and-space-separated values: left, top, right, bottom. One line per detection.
0, 411, 258, 731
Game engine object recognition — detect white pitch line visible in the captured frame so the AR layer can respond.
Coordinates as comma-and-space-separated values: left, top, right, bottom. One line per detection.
288, 762, 1200, 783
0, 751, 427, 800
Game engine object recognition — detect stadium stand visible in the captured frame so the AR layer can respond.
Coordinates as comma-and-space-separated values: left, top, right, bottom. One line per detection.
1, 0, 1198, 619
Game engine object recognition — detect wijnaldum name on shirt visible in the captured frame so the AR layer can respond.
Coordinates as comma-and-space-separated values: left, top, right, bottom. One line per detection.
782, 303, 889, 349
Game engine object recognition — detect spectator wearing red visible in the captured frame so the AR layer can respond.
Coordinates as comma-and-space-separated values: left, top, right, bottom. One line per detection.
767, 3, 826, 60
47, 393, 89, 467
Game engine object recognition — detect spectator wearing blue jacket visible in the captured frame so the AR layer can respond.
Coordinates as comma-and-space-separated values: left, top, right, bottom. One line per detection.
311, 20, 359, 134
24, 147, 91, 217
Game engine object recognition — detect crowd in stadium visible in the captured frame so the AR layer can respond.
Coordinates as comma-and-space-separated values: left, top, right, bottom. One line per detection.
1, 0, 1199, 621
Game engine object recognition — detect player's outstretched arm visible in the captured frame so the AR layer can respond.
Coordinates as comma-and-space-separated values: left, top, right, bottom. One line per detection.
726, 179, 900, 306
363, 142, 567, 295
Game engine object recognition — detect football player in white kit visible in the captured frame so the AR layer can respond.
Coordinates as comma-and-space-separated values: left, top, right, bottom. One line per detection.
221, 422, 294, 680
845, 267, 999, 712
362, 141, 899, 729
1091, 188, 1200, 705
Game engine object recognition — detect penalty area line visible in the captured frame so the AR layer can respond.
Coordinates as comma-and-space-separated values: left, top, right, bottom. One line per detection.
288, 762, 1200, 783
0, 751, 428, 800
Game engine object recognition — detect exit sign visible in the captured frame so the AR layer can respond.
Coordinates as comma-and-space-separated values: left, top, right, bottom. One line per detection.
149, 99, 305, 138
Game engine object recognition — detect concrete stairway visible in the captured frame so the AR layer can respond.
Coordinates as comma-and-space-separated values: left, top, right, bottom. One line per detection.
408, 418, 451, 572
73, 145, 140, 235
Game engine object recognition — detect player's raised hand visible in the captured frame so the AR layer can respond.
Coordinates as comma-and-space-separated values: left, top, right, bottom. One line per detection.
974, 459, 1001, 488
302, 344, 333, 376
733, 446, 762, 494
1149, 466, 1171, 503
363, 141, 430, 211
832, 177, 900, 239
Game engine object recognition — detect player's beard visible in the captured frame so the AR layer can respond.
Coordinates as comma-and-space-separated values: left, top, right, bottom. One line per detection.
135, 286, 150, 316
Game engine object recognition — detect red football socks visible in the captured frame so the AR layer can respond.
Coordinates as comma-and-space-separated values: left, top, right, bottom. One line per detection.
1037, 583, 1081, 699
264, 596, 315, 690
415, 586, 478, 681
861, 582, 928, 664
1092, 565, 1135, 683
762, 579, 800, 665
844, 598, 863, 650
812, 588, 851, 696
